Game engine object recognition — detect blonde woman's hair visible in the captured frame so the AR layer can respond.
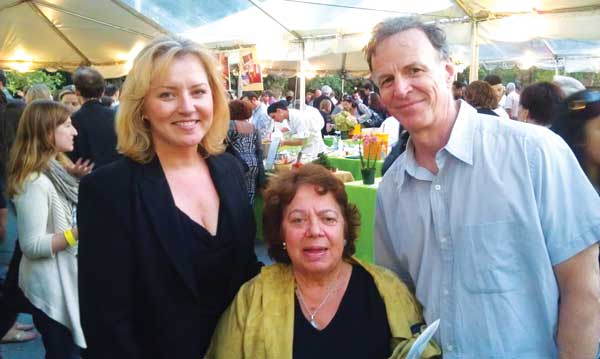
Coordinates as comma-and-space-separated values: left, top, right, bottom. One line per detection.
25, 83, 52, 104
6, 100, 72, 198
117, 35, 229, 163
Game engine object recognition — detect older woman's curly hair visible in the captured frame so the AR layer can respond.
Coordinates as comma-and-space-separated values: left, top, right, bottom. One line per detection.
228, 99, 253, 121
262, 164, 360, 264
464, 80, 498, 110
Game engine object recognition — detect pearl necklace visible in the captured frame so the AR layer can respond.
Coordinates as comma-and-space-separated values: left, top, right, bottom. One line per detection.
294, 268, 343, 330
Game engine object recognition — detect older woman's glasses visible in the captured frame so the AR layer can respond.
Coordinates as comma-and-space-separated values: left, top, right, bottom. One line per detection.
568, 91, 600, 111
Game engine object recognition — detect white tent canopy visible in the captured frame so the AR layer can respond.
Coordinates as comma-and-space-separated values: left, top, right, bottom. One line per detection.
177, 0, 600, 76
0, 0, 169, 78
2, 0, 599, 78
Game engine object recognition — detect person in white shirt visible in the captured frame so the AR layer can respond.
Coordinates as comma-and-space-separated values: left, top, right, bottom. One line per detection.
504, 82, 520, 120
267, 100, 325, 159
379, 116, 400, 147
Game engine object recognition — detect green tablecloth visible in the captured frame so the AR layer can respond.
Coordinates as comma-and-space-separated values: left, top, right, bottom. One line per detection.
344, 178, 381, 262
252, 178, 380, 263
253, 195, 264, 241
328, 157, 384, 180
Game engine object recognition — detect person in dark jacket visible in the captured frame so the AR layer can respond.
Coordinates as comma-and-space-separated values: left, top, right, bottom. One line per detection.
77, 35, 261, 359
69, 66, 121, 168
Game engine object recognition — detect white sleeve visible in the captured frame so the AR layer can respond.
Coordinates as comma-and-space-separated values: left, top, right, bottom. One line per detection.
14, 178, 55, 259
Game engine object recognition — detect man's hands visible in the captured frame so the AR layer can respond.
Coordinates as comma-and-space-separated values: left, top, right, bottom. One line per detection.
67, 158, 94, 178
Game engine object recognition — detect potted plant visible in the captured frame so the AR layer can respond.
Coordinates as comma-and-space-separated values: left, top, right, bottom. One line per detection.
312, 153, 336, 172
353, 134, 380, 184
332, 111, 358, 139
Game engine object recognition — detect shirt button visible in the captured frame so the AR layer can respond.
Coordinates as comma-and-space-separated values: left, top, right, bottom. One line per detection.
446, 344, 454, 352
434, 184, 441, 191
443, 288, 449, 296
440, 237, 447, 243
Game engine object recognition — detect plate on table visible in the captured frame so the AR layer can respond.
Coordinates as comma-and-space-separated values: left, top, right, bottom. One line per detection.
344, 155, 361, 159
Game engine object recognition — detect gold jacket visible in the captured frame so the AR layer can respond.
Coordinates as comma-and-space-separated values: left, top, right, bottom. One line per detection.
206, 257, 441, 359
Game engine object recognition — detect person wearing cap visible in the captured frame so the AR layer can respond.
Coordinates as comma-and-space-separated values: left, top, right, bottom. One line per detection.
553, 75, 586, 98
554, 89, 600, 193
267, 100, 326, 159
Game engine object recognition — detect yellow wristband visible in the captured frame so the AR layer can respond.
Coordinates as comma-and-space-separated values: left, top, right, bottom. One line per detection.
64, 229, 77, 247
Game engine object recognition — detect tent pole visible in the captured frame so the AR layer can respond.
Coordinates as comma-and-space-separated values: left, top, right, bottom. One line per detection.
469, 20, 479, 82
299, 41, 306, 110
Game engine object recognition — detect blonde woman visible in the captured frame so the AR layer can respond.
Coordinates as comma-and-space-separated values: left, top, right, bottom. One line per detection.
6, 100, 91, 358
77, 36, 261, 359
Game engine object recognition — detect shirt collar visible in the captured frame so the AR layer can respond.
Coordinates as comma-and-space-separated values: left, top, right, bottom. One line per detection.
443, 100, 476, 167
389, 100, 476, 189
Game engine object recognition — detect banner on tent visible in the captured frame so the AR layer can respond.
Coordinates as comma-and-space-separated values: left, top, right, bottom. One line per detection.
240, 47, 263, 92
217, 53, 230, 91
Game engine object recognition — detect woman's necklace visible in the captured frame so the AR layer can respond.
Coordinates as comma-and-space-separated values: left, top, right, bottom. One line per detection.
294, 267, 343, 330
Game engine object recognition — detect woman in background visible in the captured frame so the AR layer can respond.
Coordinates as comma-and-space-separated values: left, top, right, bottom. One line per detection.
518, 82, 564, 127
7, 100, 90, 358
227, 99, 265, 204
464, 80, 499, 117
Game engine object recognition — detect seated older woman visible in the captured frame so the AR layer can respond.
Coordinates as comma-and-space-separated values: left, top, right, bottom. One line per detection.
207, 164, 440, 359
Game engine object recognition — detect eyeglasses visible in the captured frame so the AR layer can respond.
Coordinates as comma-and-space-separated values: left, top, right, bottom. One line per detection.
568, 91, 600, 111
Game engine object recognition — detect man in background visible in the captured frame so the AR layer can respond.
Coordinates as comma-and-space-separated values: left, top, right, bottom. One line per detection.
69, 66, 120, 169
504, 82, 520, 120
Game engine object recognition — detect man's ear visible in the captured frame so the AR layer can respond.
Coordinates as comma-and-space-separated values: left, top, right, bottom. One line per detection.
444, 58, 456, 88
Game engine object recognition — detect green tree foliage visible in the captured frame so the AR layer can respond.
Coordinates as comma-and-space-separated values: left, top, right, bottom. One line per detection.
306, 75, 364, 98
464, 66, 600, 89
6, 70, 65, 95
263, 74, 288, 98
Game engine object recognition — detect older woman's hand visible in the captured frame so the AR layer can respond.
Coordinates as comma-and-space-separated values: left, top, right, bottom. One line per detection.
66, 158, 94, 178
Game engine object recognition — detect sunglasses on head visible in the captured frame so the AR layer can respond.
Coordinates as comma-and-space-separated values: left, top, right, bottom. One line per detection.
568, 91, 600, 111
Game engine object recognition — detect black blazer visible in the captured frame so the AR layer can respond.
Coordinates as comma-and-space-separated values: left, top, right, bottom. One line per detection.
69, 100, 121, 168
77, 153, 261, 359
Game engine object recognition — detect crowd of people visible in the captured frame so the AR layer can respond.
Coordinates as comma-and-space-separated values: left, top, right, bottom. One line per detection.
0, 15, 598, 359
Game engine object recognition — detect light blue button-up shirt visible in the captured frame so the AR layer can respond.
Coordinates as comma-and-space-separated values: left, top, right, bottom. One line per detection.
374, 101, 600, 358
251, 102, 273, 141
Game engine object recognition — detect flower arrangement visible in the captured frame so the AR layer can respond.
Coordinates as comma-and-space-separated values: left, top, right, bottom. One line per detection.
332, 111, 358, 132
353, 134, 381, 170
353, 134, 382, 184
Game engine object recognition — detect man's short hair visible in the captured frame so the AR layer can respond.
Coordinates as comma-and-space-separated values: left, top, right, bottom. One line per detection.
361, 81, 374, 92
483, 75, 503, 87
73, 67, 105, 99
261, 90, 273, 98
104, 83, 119, 97
0, 69, 7, 87
365, 17, 450, 71
245, 91, 259, 101
267, 100, 289, 114
453, 81, 466, 89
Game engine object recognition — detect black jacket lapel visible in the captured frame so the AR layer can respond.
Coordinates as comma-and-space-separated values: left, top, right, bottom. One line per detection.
137, 157, 200, 301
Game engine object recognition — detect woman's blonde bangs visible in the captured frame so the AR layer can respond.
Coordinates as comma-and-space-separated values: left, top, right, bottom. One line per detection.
116, 36, 230, 163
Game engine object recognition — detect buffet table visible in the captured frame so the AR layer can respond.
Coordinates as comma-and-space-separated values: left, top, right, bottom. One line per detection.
328, 157, 384, 181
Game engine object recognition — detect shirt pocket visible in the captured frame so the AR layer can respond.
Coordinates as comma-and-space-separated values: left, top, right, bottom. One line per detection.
457, 221, 524, 294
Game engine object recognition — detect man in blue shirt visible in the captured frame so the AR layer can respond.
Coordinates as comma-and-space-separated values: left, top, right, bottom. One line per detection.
368, 17, 600, 358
